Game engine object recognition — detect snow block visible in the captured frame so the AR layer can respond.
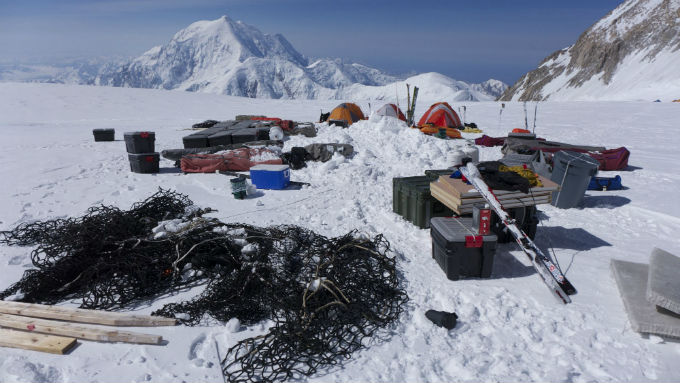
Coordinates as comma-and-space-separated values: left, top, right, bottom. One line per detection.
647, 248, 680, 315
610, 259, 680, 338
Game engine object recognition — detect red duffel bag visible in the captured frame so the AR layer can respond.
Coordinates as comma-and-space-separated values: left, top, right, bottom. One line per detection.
180, 154, 230, 173
588, 147, 630, 171
475, 135, 506, 147
181, 148, 283, 173
277, 120, 295, 131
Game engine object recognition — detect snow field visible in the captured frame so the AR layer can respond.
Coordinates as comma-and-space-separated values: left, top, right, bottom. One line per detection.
1, 83, 680, 382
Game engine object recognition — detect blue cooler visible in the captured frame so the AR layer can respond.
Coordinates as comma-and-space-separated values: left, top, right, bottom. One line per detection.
249, 164, 290, 189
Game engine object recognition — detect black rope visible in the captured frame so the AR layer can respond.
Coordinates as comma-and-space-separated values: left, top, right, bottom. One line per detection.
0, 189, 408, 383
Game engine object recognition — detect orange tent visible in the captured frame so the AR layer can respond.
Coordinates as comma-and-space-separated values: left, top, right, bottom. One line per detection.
327, 103, 365, 127
673, 99, 680, 102
417, 102, 463, 128
375, 103, 406, 121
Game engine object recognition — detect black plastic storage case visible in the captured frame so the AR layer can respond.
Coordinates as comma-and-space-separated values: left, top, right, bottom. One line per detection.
128, 152, 159, 174
183, 134, 210, 148
93, 129, 115, 142
124, 131, 155, 153
208, 131, 233, 146
231, 129, 259, 144
430, 217, 498, 280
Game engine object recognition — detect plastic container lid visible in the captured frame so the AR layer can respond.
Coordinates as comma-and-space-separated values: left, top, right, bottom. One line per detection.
124, 131, 155, 137
250, 164, 290, 171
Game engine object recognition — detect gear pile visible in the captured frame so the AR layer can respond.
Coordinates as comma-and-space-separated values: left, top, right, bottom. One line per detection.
0, 189, 408, 383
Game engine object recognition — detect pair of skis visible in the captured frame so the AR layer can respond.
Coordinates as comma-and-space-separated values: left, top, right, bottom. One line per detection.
460, 163, 577, 304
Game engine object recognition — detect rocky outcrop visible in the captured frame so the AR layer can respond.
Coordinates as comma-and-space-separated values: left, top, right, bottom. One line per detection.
500, 0, 680, 101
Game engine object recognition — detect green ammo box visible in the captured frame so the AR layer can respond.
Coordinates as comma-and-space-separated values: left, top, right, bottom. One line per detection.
393, 176, 427, 216
393, 176, 454, 229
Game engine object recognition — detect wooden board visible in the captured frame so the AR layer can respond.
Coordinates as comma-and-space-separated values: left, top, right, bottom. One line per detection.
431, 182, 550, 214
0, 313, 162, 344
455, 198, 551, 215
431, 180, 552, 207
436, 174, 559, 199
0, 328, 76, 354
0, 301, 176, 327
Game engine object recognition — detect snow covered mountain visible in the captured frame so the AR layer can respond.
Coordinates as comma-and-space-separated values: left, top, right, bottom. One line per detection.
340, 73, 507, 103
94, 16, 503, 101
499, 0, 680, 101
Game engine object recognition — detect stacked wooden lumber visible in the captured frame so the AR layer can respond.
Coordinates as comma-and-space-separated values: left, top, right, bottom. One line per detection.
430, 174, 559, 214
0, 301, 176, 354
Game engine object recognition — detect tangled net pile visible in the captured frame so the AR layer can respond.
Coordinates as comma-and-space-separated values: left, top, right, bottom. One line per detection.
0, 189, 408, 383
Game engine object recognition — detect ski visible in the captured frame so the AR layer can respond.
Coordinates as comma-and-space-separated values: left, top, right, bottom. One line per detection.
460, 163, 577, 304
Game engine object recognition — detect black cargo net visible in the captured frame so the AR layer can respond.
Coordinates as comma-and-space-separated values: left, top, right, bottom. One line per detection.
0, 189, 408, 383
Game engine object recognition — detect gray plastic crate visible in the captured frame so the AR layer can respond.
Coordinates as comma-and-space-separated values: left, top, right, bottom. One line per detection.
430, 217, 498, 280
500, 153, 536, 167
550, 151, 599, 208
128, 152, 159, 174
124, 131, 155, 153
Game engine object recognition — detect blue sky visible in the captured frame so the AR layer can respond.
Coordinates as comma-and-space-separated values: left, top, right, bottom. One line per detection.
0, 0, 624, 85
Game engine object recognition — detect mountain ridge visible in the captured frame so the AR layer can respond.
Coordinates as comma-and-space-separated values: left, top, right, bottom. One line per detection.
0, 15, 505, 101
499, 0, 680, 101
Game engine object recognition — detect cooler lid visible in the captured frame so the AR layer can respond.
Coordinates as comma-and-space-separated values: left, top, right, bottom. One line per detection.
250, 164, 290, 172
430, 217, 497, 242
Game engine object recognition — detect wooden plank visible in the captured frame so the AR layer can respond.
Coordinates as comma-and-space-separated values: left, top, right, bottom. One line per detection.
458, 193, 552, 208
436, 174, 559, 199
0, 313, 162, 345
431, 182, 550, 214
0, 301, 176, 327
456, 198, 550, 214
431, 181, 551, 209
436, 181, 551, 206
0, 328, 76, 354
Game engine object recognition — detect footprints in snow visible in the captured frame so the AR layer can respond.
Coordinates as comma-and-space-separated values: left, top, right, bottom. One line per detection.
188, 333, 214, 369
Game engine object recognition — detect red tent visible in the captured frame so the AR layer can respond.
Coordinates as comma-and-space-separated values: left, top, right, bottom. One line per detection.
417, 102, 462, 128
375, 103, 406, 121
